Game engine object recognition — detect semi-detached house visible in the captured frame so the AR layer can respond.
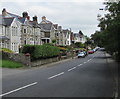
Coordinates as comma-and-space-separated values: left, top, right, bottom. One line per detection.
0, 9, 43, 53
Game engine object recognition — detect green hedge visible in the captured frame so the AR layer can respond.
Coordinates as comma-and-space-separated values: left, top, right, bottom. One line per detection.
0, 48, 13, 53
22, 44, 60, 61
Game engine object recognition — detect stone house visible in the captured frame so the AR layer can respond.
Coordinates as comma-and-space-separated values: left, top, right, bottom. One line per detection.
0, 9, 21, 53
53, 24, 63, 46
0, 8, 43, 53
39, 16, 56, 44
19, 12, 42, 46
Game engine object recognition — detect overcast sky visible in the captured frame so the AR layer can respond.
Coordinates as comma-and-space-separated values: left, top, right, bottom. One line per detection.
0, 0, 107, 37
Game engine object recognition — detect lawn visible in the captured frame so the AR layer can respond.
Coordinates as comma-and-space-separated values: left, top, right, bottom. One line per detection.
0, 60, 23, 68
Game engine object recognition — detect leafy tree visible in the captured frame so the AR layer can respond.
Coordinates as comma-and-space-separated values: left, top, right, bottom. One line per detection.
91, 1, 120, 61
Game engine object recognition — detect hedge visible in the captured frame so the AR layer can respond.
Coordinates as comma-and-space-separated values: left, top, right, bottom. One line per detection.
0, 48, 13, 53
22, 44, 60, 61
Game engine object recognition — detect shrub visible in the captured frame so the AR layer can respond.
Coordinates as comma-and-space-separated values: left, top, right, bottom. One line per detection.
0, 48, 13, 53
22, 44, 60, 61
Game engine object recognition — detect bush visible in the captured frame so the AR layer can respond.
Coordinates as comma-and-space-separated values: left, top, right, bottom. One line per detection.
22, 44, 60, 61
0, 48, 13, 53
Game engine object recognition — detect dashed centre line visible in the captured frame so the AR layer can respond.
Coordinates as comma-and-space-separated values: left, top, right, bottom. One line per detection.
68, 67, 76, 72
0, 82, 38, 97
48, 72, 64, 79
77, 64, 83, 66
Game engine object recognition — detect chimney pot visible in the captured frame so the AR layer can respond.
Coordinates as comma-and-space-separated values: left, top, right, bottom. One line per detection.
33, 15, 37, 22
42, 16, 46, 20
2, 8, 7, 16
22, 12, 28, 18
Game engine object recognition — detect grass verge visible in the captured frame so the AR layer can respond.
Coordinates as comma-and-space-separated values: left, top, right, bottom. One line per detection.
0, 59, 23, 68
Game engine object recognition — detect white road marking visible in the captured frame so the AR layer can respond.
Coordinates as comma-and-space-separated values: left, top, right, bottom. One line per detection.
77, 64, 83, 66
0, 82, 37, 97
87, 60, 90, 62
84, 62, 87, 64
48, 72, 64, 79
68, 67, 76, 72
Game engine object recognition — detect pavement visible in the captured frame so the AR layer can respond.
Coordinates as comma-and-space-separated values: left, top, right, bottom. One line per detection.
105, 53, 119, 99
0, 49, 119, 98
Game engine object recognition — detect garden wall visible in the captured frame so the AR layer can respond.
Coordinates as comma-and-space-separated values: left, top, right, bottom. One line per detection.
1, 51, 76, 67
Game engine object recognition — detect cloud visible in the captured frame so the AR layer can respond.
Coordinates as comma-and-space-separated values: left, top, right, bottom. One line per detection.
0, 1, 105, 37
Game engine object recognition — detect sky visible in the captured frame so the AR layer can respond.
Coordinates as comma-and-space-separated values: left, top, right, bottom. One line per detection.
0, 0, 107, 37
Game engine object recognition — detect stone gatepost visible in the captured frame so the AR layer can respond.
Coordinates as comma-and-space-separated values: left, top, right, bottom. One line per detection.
25, 53, 31, 67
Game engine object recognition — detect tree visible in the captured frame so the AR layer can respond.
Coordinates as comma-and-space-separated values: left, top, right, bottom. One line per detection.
91, 1, 120, 61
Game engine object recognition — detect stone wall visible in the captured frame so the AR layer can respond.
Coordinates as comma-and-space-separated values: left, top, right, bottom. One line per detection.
31, 57, 59, 67
1, 52, 31, 66
1, 51, 76, 67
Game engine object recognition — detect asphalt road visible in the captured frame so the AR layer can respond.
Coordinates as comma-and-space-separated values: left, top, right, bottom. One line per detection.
1, 49, 116, 98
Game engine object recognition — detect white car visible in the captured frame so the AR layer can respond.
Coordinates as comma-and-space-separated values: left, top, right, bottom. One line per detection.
77, 52, 85, 58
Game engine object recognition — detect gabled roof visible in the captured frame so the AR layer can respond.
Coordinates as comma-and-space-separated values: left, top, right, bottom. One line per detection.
7, 12, 21, 18
58, 26, 62, 31
39, 23, 52, 31
18, 17, 26, 24
53, 24, 58, 29
3, 17, 15, 26
29, 21, 41, 28
0, 15, 3, 25
40, 19, 52, 24
0, 36, 10, 40
62, 29, 69, 33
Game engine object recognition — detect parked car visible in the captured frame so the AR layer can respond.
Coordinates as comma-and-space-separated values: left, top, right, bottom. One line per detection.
78, 52, 85, 58
83, 51, 88, 56
88, 50, 94, 54
93, 48, 96, 52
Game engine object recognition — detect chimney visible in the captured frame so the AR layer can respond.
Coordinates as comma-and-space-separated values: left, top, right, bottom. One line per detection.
22, 12, 28, 18
42, 16, 46, 20
2, 8, 7, 16
33, 15, 37, 22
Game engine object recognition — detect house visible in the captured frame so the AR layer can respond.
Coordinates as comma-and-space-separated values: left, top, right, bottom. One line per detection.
73, 30, 87, 44
39, 16, 56, 44
0, 9, 22, 53
0, 8, 43, 53
62, 29, 71, 46
0, 8, 88, 53
53, 24, 63, 46
19, 12, 42, 46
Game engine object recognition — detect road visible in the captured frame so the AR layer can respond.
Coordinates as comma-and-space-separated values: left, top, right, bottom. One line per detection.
1, 49, 116, 98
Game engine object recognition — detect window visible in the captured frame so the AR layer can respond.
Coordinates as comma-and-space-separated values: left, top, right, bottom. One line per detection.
16, 27, 17, 36
24, 29, 26, 33
24, 40, 26, 45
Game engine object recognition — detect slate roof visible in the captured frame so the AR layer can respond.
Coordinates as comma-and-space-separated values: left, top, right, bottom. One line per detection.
58, 26, 62, 31
53, 24, 58, 29
39, 23, 52, 31
0, 15, 3, 25
40, 19, 52, 24
7, 12, 21, 18
62, 29, 69, 33
18, 17, 26, 24
29, 21, 41, 28
0, 36, 10, 40
3, 17, 14, 26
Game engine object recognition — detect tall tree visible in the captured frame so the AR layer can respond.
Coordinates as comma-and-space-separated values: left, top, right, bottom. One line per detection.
91, 1, 120, 61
